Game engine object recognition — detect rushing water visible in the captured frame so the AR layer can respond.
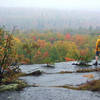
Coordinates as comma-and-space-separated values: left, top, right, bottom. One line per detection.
0, 62, 100, 100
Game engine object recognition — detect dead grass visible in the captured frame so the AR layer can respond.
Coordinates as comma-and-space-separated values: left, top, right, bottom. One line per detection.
78, 80, 100, 91
56, 80, 100, 91
77, 68, 100, 73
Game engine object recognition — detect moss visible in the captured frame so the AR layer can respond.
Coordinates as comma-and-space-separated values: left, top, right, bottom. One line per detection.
0, 84, 19, 92
0, 79, 28, 92
0, 72, 28, 92
15, 80, 28, 90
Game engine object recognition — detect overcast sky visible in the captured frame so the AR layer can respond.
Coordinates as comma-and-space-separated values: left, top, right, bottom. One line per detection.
0, 0, 100, 10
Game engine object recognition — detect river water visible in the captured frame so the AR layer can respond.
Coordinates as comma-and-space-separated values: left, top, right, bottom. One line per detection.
0, 62, 100, 100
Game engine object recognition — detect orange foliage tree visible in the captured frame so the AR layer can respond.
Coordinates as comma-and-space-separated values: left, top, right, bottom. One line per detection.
12, 31, 96, 64
22, 40, 39, 64
0, 28, 17, 82
65, 33, 71, 40
74, 48, 93, 64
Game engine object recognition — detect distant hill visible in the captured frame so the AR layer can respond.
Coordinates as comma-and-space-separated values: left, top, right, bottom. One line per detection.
0, 7, 100, 33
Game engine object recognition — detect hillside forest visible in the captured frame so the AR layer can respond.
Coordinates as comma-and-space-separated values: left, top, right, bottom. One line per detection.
0, 28, 98, 66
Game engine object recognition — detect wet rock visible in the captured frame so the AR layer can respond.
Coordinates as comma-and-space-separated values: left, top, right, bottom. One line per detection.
26, 70, 42, 76
42, 64, 55, 68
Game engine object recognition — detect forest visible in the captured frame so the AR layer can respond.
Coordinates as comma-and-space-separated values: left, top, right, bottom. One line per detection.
0, 27, 97, 66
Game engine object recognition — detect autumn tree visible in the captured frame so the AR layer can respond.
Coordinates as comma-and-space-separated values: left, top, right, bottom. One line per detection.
22, 40, 39, 64
0, 28, 17, 82
74, 48, 93, 65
